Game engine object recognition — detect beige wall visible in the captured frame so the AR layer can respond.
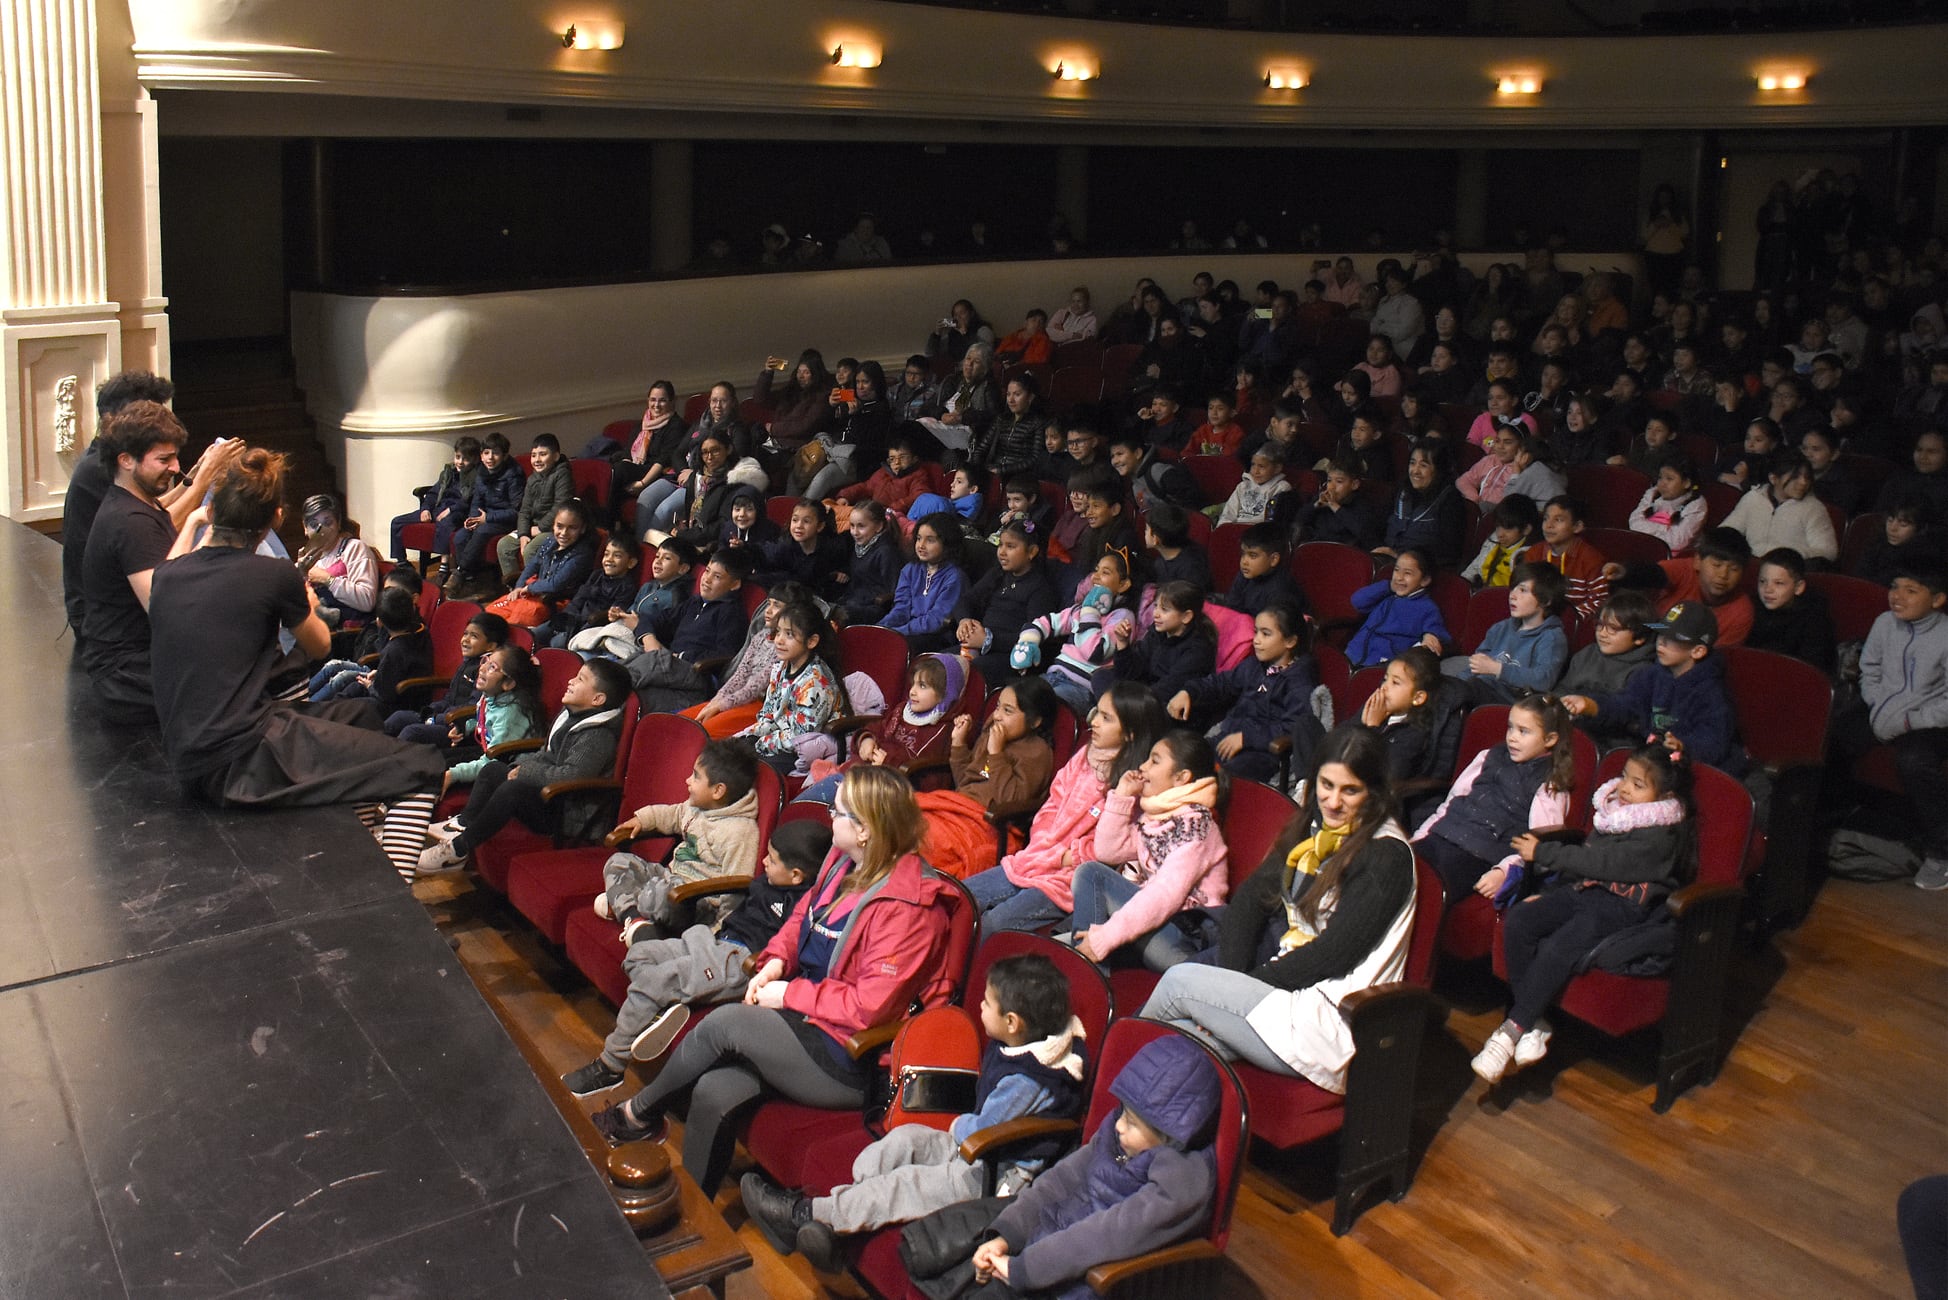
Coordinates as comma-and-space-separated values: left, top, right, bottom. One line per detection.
124, 0, 1948, 132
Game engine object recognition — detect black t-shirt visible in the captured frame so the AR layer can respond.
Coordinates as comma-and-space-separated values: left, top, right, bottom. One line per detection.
149, 546, 310, 777
81, 484, 173, 670
62, 442, 114, 628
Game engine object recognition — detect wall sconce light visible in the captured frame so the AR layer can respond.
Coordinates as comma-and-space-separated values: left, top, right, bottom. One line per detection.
831, 43, 881, 69
1263, 69, 1309, 90
1495, 75, 1541, 95
561, 21, 624, 50
1051, 60, 1097, 82
1756, 71, 1808, 91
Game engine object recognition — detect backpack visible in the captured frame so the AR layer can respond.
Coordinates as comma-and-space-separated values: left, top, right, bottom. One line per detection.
1825, 828, 1919, 883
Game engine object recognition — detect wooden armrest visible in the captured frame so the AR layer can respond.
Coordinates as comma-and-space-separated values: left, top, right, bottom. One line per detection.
826, 712, 878, 739
1268, 736, 1292, 756
1339, 980, 1434, 1025
1666, 879, 1741, 920
602, 823, 637, 849
1086, 1240, 1224, 1296
540, 776, 623, 803
843, 1019, 904, 1060
396, 672, 447, 692
957, 1116, 1079, 1164
669, 875, 754, 904
444, 704, 473, 724
359, 653, 381, 667
903, 756, 952, 781
487, 737, 545, 759
690, 654, 733, 677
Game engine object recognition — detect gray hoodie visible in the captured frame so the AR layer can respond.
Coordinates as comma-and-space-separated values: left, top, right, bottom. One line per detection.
1862, 608, 1948, 741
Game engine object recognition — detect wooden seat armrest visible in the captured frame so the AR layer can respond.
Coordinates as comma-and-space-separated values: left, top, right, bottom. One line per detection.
443, 704, 473, 724
1528, 825, 1584, 846
1268, 736, 1293, 756
540, 775, 623, 803
1666, 880, 1741, 920
602, 824, 637, 849
359, 653, 382, 667
843, 1019, 904, 1060
690, 654, 733, 677
956, 1117, 1079, 1165
1339, 981, 1435, 1039
395, 672, 447, 692
826, 712, 878, 739
486, 737, 545, 759
903, 756, 952, 781
1086, 1240, 1225, 1296
669, 876, 754, 905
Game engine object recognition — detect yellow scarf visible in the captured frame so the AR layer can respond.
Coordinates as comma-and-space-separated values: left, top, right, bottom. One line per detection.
1279, 825, 1347, 954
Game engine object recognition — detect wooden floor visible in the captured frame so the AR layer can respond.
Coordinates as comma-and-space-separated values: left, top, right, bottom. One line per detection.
415, 870, 1947, 1300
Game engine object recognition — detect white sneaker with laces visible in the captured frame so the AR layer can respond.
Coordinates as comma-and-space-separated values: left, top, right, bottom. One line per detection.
427, 816, 465, 844
1471, 1031, 1517, 1083
1513, 1023, 1553, 1067
417, 840, 466, 875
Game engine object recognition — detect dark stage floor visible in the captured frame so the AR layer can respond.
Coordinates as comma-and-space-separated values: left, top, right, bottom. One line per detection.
0, 520, 662, 1298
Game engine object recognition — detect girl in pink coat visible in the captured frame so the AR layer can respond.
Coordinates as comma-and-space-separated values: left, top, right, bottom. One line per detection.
962, 682, 1166, 934
1070, 729, 1230, 970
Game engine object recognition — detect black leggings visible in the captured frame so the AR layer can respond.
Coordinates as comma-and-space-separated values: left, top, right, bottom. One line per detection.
1501, 885, 1647, 1031
623, 1003, 866, 1195
452, 760, 547, 856
1417, 831, 1495, 904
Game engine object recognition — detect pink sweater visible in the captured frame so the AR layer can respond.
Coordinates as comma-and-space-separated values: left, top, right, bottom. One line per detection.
1085, 791, 1230, 955
999, 748, 1111, 912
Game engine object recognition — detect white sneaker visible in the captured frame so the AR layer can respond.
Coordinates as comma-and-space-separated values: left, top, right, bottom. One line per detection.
427, 816, 465, 845
593, 893, 613, 920
1513, 1023, 1553, 1068
417, 840, 467, 876
1471, 1031, 1517, 1083
1916, 857, 1948, 891
628, 1004, 692, 1062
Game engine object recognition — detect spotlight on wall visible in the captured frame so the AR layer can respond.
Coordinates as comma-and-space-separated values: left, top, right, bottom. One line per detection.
1756, 70, 1809, 92
1495, 75, 1541, 96
831, 43, 881, 69
1051, 59, 1097, 82
1263, 69, 1309, 90
561, 21, 624, 50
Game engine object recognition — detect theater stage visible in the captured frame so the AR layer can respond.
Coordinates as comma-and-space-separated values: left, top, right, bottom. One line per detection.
0, 519, 663, 1297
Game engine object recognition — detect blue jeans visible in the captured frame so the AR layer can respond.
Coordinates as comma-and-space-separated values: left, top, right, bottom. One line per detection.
796, 772, 842, 806
1139, 963, 1296, 1076
964, 865, 1067, 935
308, 659, 367, 701
1067, 860, 1209, 970
636, 479, 685, 538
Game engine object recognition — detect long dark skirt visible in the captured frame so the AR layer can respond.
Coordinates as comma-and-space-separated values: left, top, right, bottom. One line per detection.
195, 699, 447, 807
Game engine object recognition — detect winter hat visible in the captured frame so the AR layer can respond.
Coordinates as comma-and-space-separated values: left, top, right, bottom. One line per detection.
1108, 1033, 1222, 1151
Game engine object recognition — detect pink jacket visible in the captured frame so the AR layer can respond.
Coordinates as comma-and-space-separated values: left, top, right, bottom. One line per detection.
999, 748, 1111, 912
1086, 791, 1230, 955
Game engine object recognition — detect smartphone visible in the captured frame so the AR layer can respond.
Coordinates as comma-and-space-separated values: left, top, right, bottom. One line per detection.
833, 388, 857, 404
1254, 306, 1275, 320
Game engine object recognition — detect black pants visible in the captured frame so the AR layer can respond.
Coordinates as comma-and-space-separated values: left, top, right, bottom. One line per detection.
1892, 729, 1948, 857
1418, 831, 1494, 904
1501, 884, 1647, 1031
453, 760, 548, 855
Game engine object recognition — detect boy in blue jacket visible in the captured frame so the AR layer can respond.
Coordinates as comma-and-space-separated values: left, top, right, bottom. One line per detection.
509, 500, 596, 612
1347, 546, 1450, 669
1443, 561, 1569, 705
446, 430, 526, 597
740, 955, 1088, 1272
1562, 600, 1747, 774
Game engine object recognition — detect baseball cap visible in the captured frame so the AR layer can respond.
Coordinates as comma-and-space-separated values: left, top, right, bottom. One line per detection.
1647, 601, 1718, 646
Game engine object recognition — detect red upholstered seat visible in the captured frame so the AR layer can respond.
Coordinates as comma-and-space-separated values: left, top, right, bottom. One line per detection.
563, 907, 631, 1006
1566, 464, 1652, 530
1294, 542, 1376, 645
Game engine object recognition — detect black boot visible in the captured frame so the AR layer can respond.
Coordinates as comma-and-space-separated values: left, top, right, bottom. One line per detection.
739, 1172, 810, 1254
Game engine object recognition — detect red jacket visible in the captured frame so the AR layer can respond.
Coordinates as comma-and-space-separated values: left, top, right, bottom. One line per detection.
840, 461, 947, 514
760, 849, 956, 1045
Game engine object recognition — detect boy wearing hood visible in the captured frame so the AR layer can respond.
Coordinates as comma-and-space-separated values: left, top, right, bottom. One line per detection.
1563, 600, 1747, 775
741, 954, 1088, 1273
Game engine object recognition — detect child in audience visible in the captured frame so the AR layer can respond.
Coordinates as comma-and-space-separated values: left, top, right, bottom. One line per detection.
1852, 565, 1948, 889
838, 436, 946, 517
1610, 412, 1679, 479
1443, 562, 1569, 704
546, 532, 641, 649
990, 474, 1057, 544
627, 548, 756, 712
1169, 601, 1315, 782
948, 678, 1059, 821
1718, 417, 1782, 490
1070, 729, 1230, 969
759, 499, 849, 603
391, 435, 479, 566
1559, 590, 1657, 742
909, 464, 984, 524
965, 683, 1166, 934
738, 600, 847, 777
1216, 443, 1290, 526
384, 610, 507, 744
498, 432, 575, 581
1458, 425, 1522, 509
445, 430, 525, 598
1856, 498, 1941, 587
418, 658, 631, 874
954, 519, 1063, 685
1723, 450, 1839, 565
949, 1036, 1221, 1298
1130, 383, 1197, 455
1014, 547, 1142, 715
1562, 601, 1745, 773
1046, 472, 1092, 567
1098, 580, 1219, 705
349, 566, 424, 664
1296, 458, 1383, 549
716, 485, 780, 553
1191, 392, 1245, 458
1413, 694, 1576, 902
1473, 743, 1694, 1081
372, 644, 544, 879
1109, 431, 1202, 514
298, 494, 380, 628
1525, 495, 1609, 618
594, 740, 763, 944
1358, 646, 1467, 815
687, 583, 812, 739
876, 513, 961, 651
798, 653, 967, 803
1610, 526, 1756, 647
1336, 409, 1396, 485
505, 501, 597, 622
567, 536, 696, 660
1629, 454, 1708, 557
1347, 546, 1449, 669
1223, 522, 1305, 616
837, 499, 903, 627
1071, 467, 1143, 580
740, 954, 1086, 1269
1462, 496, 1541, 588
306, 585, 431, 711
559, 819, 828, 1096
1748, 547, 1837, 674
1143, 501, 1213, 591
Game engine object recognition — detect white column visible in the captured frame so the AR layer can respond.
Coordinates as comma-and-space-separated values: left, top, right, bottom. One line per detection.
0, 0, 125, 522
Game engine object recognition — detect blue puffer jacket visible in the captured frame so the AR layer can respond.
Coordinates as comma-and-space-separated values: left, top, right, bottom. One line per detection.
1346, 582, 1451, 669
467, 459, 526, 532
989, 1034, 1221, 1297
1593, 652, 1747, 776
516, 533, 596, 600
